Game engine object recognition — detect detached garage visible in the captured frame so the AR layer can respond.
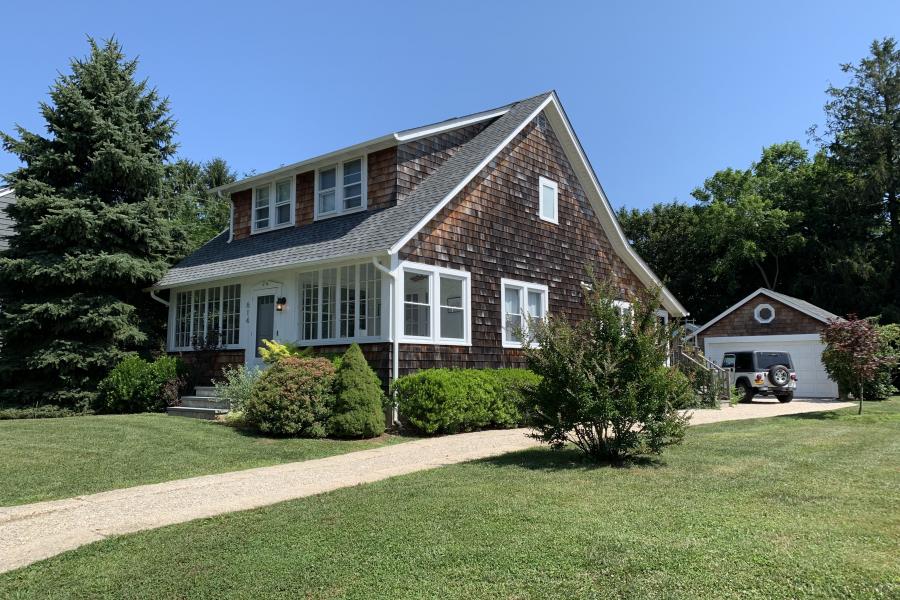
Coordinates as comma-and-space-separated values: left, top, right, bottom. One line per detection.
691, 289, 842, 398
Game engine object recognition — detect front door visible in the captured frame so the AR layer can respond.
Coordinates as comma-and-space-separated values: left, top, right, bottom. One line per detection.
254, 294, 276, 360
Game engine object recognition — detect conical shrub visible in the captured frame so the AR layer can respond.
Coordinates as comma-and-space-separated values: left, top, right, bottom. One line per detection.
328, 343, 386, 438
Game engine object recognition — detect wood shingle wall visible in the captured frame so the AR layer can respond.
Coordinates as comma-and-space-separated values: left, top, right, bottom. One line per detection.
696, 294, 824, 349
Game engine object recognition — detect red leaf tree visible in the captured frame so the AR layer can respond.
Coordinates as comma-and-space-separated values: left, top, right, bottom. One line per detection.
821, 316, 890, 414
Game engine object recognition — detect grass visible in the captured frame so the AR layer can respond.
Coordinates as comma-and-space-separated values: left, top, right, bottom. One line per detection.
2, 399, 897, 599
0, 413, 410, 506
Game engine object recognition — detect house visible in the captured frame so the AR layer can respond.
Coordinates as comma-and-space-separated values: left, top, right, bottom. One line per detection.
0, 188, 14, 251
152, 91, 687, 387
690, 288, 842, 398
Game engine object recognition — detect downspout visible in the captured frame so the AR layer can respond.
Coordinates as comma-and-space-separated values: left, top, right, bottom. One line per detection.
149, 289, 169, 307
371, 255, 400, 426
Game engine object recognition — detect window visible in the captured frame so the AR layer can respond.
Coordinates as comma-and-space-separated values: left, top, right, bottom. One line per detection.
400, 262, 471, 344
253, 177, 294, 232
501, 278, 548, 348
173, 284, 242, 348
538, 176, 558, 224
316, 157, 367, 219
298, 262, 382, 344
754, 303, 775, 324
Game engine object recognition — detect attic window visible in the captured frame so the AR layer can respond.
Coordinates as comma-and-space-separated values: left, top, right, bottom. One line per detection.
754, 303, 775, 324
538, 176, 558, 224
316, 157, 367, 220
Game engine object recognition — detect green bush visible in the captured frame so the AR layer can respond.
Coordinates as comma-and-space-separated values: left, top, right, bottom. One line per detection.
244, 357, 335, 437
392, 368, 540, 434
0, 405, 82, 419
328, 343, 386, 438
213, 364, 262, 413
96, 356, 185, 413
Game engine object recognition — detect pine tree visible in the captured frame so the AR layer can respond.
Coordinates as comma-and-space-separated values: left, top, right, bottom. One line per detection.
328, 344, 386, 438
0, 38, 185, 407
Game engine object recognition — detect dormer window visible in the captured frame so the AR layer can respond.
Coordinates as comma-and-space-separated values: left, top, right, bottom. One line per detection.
253, 177, 294, 233
316, 157, 367, 219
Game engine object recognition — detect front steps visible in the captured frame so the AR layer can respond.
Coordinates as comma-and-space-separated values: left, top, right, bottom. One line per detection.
167, 386, 229, 420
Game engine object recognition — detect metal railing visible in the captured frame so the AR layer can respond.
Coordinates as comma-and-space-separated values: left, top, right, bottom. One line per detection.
671, 343, 731, 406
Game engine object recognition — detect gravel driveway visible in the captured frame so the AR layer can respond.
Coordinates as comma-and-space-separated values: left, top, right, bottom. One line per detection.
0, 398, 851, 573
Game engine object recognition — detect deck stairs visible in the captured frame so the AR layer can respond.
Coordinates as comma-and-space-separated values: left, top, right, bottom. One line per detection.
167, 386, 230, 420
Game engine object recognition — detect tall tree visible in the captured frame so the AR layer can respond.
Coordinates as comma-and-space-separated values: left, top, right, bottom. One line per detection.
164, 157, 237, 251
0, 38, 184, 407
820, 37, 900, 320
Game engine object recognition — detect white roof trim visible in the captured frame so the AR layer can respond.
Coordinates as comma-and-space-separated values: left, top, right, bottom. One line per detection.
689, 288, 836, 339
208, 106, 511, 196
0, 188, 14, 198
389, 92, 688, 317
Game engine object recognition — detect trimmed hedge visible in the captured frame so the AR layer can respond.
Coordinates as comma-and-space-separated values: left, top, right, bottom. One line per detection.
244, 357, 335, 437
391, 368, 541, 434
329, 344, 386, 439
96, 356, 185, 413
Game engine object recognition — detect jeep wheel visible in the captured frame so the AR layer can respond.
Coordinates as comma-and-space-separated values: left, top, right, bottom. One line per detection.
737, 381, 754, 403
769, 365, 790, 388
776, 392, 794, 403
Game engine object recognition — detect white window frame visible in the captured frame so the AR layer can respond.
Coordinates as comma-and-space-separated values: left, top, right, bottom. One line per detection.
538, 176, 559, 224
171, 283, 243, 351
754, 303, 775, 324
399, 261, 471, 346
251, 176, 296, 234
296, 260, 387, 346
314, 156, 368, 221
501, 278, 549, 348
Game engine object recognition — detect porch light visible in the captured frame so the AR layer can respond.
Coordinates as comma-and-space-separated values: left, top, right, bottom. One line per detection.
276, 297, 287, 312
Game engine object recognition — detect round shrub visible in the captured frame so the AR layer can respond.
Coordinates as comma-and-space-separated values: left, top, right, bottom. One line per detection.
328, 343, 386, 439
244, 357, 335, 437
96, 355, 185, 413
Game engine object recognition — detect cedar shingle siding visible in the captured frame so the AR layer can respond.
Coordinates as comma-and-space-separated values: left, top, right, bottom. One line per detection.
0, 190, 15, 251
696, 294, 824, 350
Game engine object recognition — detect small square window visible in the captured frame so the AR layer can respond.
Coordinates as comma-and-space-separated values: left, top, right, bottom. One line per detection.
538, 176, 558, 224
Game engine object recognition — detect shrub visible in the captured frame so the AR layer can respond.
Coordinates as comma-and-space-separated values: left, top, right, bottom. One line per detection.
213, 364, 262, 413
258, 339, 312, 364
244, 357, 335, 437
328, 343, 386, 438
822, 316, 896, 413
392, 368, 540, 434
96, 356, 186, 413
522, 280, 691, 462
0, 405, 81, 419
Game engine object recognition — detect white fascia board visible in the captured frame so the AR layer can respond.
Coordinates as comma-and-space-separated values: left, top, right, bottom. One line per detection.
394, 106, 510, 142
388, 95, 555, 255
0, 188, 13, 197
703, 333, 823, 344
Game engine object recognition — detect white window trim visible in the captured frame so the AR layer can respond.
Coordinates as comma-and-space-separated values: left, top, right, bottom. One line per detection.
251, 176, 296, 234
295, 260, 388, 346
538, 176, 559, 224
171, 283, 243, 351
314, 156, 368, 221
399, 261, 471, 346
754, 303, 776, 324
501, 278, 549, 348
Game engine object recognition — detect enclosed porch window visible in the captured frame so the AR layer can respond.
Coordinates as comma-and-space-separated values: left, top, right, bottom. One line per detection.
173, 284, 241, 348
298, 262, 382, 343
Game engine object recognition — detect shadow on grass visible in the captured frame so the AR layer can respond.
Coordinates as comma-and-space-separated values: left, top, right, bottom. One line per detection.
478, 445, 665, 472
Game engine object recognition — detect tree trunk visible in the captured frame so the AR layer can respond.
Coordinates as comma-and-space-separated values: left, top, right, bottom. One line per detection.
858, 381, 864, 415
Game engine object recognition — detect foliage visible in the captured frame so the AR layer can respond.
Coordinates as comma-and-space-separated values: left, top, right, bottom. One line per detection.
213, 364, 262, 413
672, 345, 726, 408
821, 317, 895, 413
258, 339, 313, 364
0, 38, 185, 408
96, 355, 185, 413
864, 323, 900, 400
619, 39, 900, 325
244, 357, 335, 437
328, 344, 386, 439
0, 405, 80, 420
522, 280, 691, 462
392, 368, 541, 435
163, 157, 237, 251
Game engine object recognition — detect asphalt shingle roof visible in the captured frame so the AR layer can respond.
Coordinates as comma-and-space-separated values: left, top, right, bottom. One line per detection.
760, 289, 842, 323
155, 93, 551, 288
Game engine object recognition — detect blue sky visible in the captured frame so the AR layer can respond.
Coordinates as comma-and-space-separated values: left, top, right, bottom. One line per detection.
1, 1, 896, 210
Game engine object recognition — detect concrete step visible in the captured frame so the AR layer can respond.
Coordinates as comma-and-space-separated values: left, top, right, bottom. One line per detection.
167, 406, 229, 420
193, 386, 219, 398
178, 397, 230, 410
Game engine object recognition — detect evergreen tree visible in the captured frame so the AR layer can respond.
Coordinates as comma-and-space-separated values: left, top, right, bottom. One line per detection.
164, 157, 237, 251
328, 344, 386, 438
0, 38, 184, 407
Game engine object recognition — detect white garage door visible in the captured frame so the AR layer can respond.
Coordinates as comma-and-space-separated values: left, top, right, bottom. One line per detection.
704, 334, 839, 398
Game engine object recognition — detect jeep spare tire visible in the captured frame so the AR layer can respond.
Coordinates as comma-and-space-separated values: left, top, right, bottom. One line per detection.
768, 364, 790, 388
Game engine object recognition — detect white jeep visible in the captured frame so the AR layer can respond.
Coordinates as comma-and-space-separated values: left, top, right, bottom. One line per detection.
721, 351, 797, 403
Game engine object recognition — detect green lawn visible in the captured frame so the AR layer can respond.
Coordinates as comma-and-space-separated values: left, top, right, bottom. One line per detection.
0, 413, 409, 506
2, 400, 897, 599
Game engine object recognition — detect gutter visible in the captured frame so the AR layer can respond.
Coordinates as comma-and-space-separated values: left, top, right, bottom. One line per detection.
149, 289, 169, 307
371, 255, 400, 426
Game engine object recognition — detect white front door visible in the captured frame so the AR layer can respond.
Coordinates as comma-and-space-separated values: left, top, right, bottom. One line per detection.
249, 291, 277, 367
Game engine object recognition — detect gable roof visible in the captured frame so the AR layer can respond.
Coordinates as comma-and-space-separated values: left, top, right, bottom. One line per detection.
0, 188, 15, 251
689, 288, 843, 338
154, 93, 687, 317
